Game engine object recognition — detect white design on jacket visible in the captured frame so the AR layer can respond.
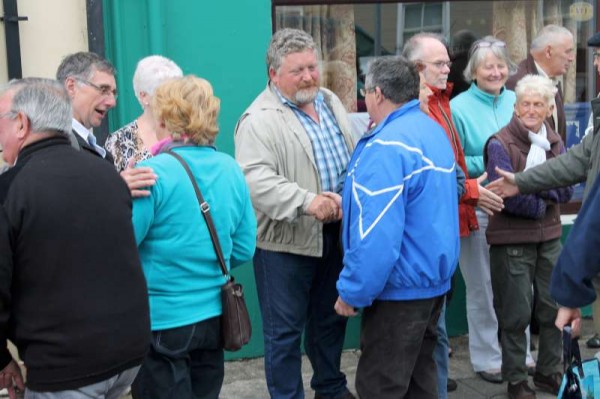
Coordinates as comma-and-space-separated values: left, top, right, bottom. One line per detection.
350, 138, 455, 240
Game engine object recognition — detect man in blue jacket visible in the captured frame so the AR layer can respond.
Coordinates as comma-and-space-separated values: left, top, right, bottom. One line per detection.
334, 56, 459, 398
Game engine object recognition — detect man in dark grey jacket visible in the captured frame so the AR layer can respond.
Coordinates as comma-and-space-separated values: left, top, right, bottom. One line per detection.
0, 78, 149, 398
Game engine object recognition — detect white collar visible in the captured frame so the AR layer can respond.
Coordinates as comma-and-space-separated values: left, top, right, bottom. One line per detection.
71, 118, 91, 140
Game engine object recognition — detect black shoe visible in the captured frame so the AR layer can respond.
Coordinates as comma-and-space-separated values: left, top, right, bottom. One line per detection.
527, 365, 536, 376
507, 380, 536, 399
477, 370, 503, 384
447, 378, 457, 392
587, 334, 600, 348
533, 372, 562, 395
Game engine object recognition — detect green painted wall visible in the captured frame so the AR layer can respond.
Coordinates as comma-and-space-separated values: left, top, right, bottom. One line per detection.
102, 0, 361, 360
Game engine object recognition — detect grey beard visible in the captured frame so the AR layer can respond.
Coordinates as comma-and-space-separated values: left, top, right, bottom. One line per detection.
293, 87, 319, 105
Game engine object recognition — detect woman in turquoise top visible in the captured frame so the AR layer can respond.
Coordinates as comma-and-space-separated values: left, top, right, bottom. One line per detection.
450, 37, 535, 383
131, 75, 257, 399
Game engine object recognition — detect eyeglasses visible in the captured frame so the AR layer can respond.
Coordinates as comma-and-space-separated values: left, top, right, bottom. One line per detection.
418, 60, 453, 69
593, 52, 600, 59
0, 111, 17, 119
76, 78, 118, 99
470, 39, 507, 57
359, 87, 376, 97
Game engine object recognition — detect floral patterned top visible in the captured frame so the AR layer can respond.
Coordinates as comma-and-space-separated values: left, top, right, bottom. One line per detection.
105, 120, 153, 172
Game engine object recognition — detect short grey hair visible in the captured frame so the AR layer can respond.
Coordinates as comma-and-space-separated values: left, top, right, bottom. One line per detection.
514, 74, 557, 107
56, 52, 116, 83
531, 25, 573, 51
2, 78, 72, 136
402, 32, 447, 61
364, 56, 419, 105
132, 55, 183, 103
463, 36, 517, 82
267, 28, 318, 74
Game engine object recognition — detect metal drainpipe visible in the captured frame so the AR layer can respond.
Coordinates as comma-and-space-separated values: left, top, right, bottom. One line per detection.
1, 0, 28, 79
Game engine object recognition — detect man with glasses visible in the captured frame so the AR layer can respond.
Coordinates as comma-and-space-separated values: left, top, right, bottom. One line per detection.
334, 55, 458, 398
506, 25, 575, 143
403, 33, 504, 398
56, 52, 118, 161
56, 52, 157, 196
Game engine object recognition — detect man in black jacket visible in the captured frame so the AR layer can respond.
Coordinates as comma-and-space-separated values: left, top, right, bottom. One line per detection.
0, 78, 150, 398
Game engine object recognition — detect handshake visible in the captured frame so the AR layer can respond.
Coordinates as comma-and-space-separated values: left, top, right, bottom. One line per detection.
307, 192, 343, 223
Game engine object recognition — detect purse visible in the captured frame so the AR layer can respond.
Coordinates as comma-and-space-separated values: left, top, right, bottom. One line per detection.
167, 150, 252, 352
558, 326, 600, 398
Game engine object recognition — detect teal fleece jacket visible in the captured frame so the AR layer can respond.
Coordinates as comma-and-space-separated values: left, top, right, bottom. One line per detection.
450, 82, 516, 178
132, 146, 257, 330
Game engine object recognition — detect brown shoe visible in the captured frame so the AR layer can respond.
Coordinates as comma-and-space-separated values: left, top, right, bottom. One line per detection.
507, 381, 536, 399
533, 372, 562, 395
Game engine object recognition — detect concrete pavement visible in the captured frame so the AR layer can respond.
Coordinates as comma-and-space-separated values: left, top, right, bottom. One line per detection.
217, 318, 598, 399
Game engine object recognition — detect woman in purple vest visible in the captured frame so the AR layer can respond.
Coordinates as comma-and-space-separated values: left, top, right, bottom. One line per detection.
484, 74, 573, 399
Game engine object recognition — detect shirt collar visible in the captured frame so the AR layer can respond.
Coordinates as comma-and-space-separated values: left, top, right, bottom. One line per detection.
533, 61, 559, 85
71, 118, 91, 140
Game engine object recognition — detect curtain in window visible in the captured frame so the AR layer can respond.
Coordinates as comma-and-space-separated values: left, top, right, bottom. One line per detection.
276, 5, 358, 112
491, 1, 577, 103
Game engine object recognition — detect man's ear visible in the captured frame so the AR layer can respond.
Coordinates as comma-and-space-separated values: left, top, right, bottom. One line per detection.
544, 45, 553, 59
15, 112, 30, 139
64, 77, 77, 98
268, 67, 278, 84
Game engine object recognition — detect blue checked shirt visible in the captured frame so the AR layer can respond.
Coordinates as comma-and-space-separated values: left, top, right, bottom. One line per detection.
275, 88, 351, 193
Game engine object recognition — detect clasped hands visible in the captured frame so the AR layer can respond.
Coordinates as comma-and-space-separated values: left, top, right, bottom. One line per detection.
307, 192, 342, 223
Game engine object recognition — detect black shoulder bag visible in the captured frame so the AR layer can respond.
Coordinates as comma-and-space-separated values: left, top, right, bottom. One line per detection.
166, 150, 252, 352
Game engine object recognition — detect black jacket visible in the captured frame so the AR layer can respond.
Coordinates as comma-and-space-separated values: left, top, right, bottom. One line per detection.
0, 136, 149, 391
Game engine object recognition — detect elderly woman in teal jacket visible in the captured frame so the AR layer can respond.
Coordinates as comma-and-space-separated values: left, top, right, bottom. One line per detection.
130, 75, 257, 399
450, 36, 535, 382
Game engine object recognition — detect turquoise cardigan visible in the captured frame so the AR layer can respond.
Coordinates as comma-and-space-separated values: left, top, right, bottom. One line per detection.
132, 146, 257, 331
450, 82, 516, 178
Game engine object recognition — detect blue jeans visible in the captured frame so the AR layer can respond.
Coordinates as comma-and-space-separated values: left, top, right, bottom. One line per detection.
434, 300, 449, 399
132, 316, 224, 399
25, 366, 140, 399
253, 223, 349, 399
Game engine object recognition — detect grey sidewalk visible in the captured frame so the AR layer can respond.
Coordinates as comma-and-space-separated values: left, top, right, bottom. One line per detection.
218, 318, 598, 399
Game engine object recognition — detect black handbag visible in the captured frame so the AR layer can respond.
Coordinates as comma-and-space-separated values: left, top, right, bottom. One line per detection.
167, 150, 252, 352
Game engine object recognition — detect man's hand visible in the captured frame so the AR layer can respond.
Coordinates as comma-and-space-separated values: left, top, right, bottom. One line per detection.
555, 306, 582, 337
485, 167, 520, 199
334, 296, 358, 317
120, 159, 157, 198
307, 193, 341, 223
0, 359, 24, 399
476, 173, 504, 215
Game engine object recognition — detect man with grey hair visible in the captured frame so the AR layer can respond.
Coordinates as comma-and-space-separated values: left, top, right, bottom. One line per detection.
403, 32, 504, 397
57, 52, 157, 197
506, 25, 575, 143
334, 56, 458, 398
235, 28, 356, 399
0, 78, 150, 398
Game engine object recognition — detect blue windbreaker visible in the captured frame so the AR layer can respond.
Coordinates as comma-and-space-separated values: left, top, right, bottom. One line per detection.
337, 100, 460, 308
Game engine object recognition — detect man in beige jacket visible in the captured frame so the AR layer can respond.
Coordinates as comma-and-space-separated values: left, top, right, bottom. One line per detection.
235, 28, 356, 399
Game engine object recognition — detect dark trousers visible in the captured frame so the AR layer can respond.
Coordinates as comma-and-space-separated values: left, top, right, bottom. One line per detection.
490, 240, 562, 383
356, 296, 444, 399
131, 316, 224, 399
253, 223, 349, 399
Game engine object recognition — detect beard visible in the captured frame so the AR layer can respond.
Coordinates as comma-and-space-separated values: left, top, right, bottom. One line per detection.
292, 85, 319, 105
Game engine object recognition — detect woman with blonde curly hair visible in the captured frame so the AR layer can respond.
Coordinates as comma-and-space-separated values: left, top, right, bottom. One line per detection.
130, 75, 257, 399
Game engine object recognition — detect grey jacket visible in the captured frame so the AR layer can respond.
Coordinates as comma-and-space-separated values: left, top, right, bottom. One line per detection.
234, 84, 355, 257
516, 99, 600, 201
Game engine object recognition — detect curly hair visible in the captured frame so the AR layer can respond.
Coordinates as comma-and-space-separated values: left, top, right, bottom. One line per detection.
151, 75, 220, 145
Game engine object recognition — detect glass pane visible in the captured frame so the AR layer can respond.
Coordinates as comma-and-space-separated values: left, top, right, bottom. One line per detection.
423, 3, 443, 26
404, 4, 423, 29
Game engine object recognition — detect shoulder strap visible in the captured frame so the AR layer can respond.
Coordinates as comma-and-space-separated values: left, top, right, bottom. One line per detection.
166, 150, 229, 279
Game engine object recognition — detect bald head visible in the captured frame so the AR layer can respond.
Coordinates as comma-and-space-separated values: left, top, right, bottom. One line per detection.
403, 34, 451, 89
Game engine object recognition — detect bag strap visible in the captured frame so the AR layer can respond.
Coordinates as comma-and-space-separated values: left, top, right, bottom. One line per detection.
166, 150, 230, 279
563, 326, 584, 378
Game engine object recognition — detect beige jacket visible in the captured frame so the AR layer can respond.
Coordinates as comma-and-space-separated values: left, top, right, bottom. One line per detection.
234, 84, 355, 257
